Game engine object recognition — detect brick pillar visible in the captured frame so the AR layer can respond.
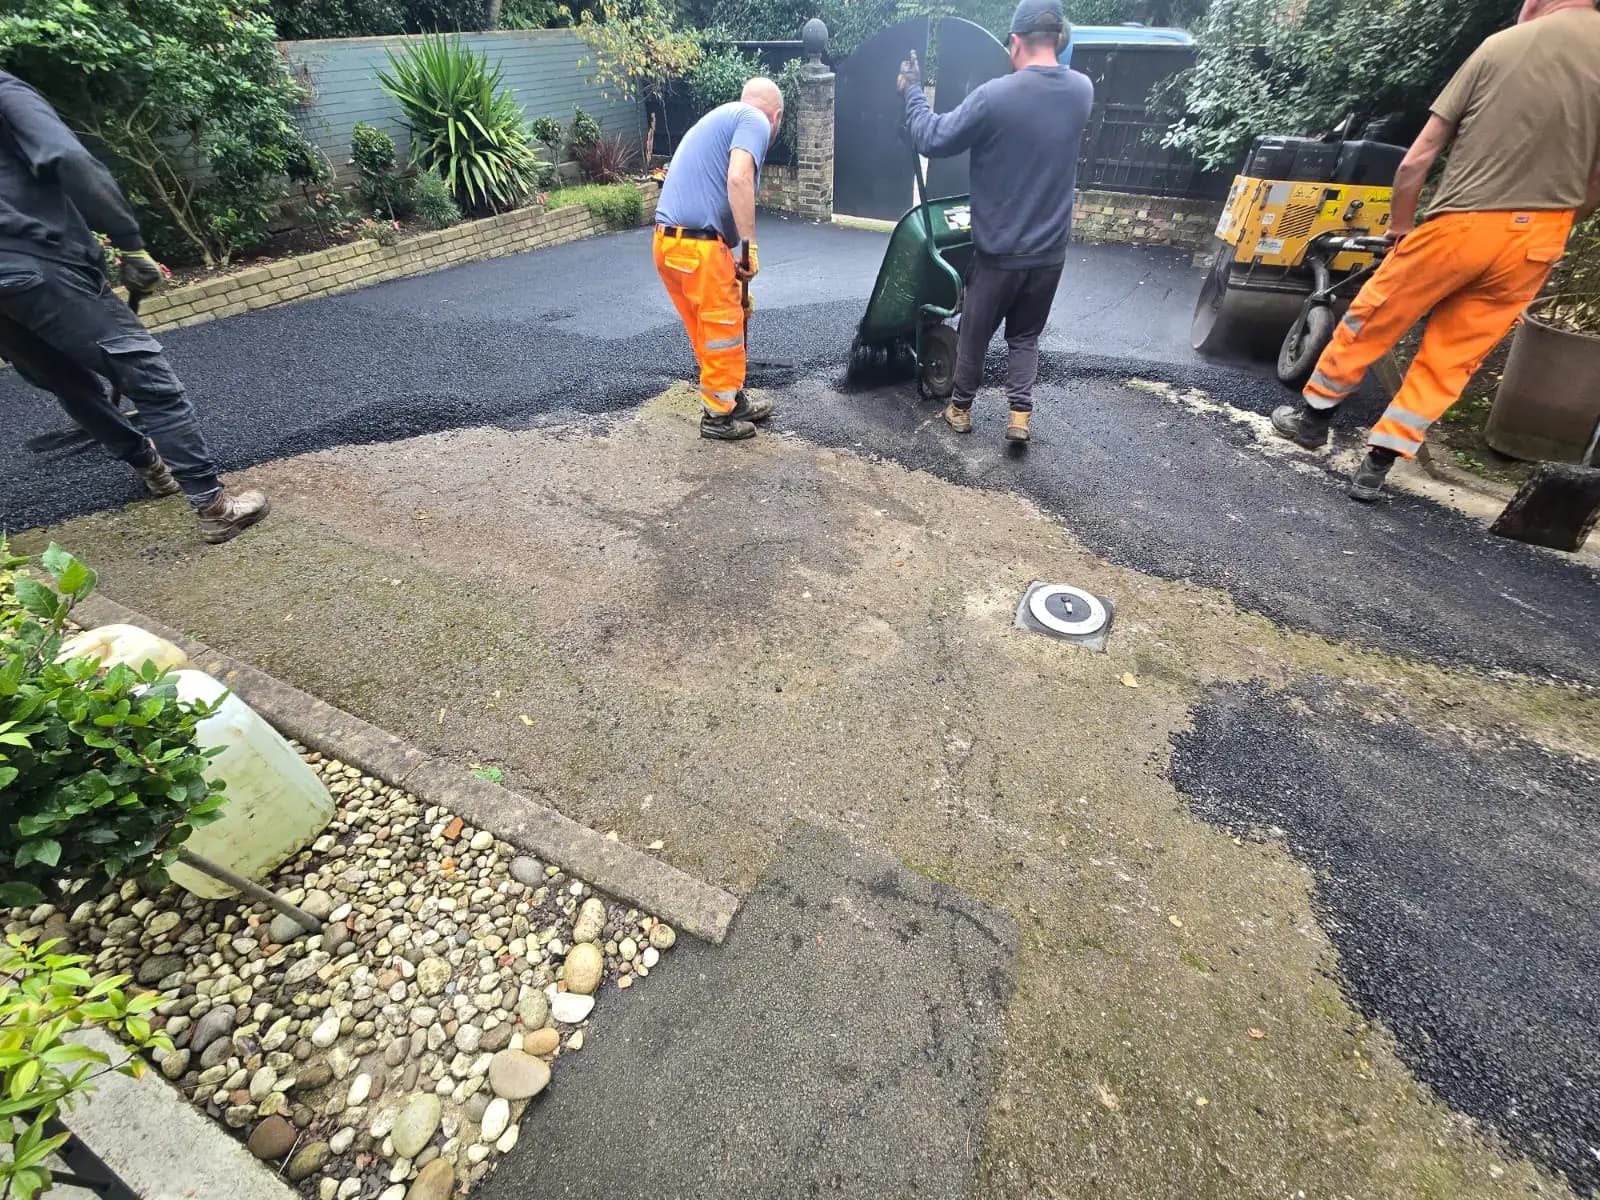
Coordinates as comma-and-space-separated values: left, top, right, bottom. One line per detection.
795, 61, 835, 223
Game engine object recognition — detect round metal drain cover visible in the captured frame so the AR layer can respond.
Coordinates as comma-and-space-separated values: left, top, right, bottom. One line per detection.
1028, 584, 1108, 637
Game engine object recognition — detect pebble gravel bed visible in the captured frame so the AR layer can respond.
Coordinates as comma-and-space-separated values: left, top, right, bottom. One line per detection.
5, 746, 677, 1200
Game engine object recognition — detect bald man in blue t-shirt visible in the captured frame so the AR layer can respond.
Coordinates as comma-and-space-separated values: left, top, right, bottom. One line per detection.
654, 78, 784, 441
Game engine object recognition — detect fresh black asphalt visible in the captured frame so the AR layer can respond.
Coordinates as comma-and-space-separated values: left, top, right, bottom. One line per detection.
4, 217, 1597, 685
477, 823, 1016, 1200
1170, 678, 1600, 1193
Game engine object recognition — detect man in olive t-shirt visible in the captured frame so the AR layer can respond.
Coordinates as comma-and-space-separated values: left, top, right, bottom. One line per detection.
1271, 0, 1600, 501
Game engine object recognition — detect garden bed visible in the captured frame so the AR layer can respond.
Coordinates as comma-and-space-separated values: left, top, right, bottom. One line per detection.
136, 181, 658, 334
5, 743, 676, 1200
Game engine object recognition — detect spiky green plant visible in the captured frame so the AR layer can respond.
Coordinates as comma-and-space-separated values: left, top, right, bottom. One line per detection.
378, 35, 542, 215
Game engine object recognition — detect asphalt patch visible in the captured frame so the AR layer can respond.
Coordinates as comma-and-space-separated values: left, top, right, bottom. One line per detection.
477, 822, 1017, 1200
1168, 678, 1600, 1193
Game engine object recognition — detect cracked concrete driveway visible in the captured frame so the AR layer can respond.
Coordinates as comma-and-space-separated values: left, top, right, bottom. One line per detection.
7, 218, 1598, 1198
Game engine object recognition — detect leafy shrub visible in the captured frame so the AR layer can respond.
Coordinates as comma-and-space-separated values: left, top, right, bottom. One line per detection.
533, 160, 561, 190
531, 115, 566, 158
0, 538, 226, 909
270, 0, 403, 36
379, 35, 541, 216
569, 105, 605, 149
547, 182, 642, 229
0, 935, 172, 1200
685, 43, 765, 118
409, 169, 464, 229
355, 216, 402, 245
1165, 0, 1509, 170
0, 0, 317, 268
500, 0, 575, 29
351, 122, 416, 220
573, 134, 634, 184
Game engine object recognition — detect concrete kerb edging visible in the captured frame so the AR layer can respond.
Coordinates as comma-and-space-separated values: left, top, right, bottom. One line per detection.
63, 1028, 298, 1200
73, 594, 740, 944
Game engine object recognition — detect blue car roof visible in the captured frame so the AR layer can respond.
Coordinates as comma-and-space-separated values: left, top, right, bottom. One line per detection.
1060, 25, 1195, 62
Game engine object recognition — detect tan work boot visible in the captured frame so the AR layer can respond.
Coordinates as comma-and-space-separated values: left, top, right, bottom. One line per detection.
197, 489, 270, 544
1006, 410, 1032, 443
136, 457, 182, 498
942, 403, 972, 434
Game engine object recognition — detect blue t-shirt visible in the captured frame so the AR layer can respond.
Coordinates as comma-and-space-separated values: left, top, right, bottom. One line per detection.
656, 101, 771, 245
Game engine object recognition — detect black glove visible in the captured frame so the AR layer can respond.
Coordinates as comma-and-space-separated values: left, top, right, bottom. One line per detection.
897, 50, 921, 92
120, 249, 164, 295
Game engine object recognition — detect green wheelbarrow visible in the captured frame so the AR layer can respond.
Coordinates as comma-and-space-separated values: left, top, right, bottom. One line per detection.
847, 151, 976, 400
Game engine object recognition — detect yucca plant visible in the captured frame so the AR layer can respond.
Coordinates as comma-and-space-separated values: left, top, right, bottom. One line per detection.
378, 35, 542, 216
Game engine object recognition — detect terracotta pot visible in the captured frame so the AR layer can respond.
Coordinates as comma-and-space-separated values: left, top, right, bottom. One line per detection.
1486, 304, 1600, 463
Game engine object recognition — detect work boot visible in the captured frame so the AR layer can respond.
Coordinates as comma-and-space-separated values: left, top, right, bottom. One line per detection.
1348, 449, 1397, 503
1270, 402, 1333, 449
136, 457, 182, 498
700, 412, 757, 441
197, 489, 271, 544
942, 403, 972, 433
1006, 410, 1032, 443
729, 390, 774, 423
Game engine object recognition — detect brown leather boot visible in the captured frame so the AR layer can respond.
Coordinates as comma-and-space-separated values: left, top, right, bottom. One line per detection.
1006, 410, 1032, 443
197, 489, 271, 544
942, 403, 972, 433
137, 457, 182, 498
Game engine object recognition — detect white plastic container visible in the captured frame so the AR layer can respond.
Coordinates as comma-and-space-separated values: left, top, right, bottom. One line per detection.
58, 624, 187, 674
164, 670, 335, 900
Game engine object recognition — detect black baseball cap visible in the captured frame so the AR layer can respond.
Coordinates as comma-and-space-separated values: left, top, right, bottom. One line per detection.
1010, 0, 1066, 35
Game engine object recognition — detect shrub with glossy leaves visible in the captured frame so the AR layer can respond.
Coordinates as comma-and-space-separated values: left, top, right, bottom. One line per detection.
0, 936, 172, 1200
0, 537, 226, 910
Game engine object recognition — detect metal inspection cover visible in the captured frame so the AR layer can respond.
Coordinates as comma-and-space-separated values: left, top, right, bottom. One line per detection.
1014, 581, 1115, 651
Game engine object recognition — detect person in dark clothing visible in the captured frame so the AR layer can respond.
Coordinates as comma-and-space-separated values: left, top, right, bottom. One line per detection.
0, 70, 268, 543
899, 0, 1093, 442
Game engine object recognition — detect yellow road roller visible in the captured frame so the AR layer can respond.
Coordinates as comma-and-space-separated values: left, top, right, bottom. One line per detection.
1191, 135, 1404, 386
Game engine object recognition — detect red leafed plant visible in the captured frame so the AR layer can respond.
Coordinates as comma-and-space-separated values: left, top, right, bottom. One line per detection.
573, 135, 635, 185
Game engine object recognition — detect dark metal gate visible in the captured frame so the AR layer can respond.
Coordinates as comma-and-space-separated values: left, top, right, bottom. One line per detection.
1070, 45, 1229, 199
833, 16, 928, 221
923, 18, 1010, 201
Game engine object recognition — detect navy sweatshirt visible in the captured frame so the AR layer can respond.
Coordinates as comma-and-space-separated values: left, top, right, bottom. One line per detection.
905, 65, 1093, 269
0, 70, 145, 269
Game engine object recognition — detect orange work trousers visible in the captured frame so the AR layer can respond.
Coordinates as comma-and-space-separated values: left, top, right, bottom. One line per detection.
653, 228, 745, 416
1303, 208, 1574, 457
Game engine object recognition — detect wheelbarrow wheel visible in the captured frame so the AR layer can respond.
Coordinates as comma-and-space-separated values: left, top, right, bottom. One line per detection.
847, 334, 874, 380
918, 324, 958, 401
1276, 301, 1335, 389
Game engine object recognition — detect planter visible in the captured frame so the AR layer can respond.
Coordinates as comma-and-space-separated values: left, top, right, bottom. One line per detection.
1486, 304, 1600, 464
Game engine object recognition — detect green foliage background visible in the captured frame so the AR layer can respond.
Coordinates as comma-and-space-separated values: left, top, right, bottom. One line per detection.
0, 0, 317, 266
1166, 0, 1512, 170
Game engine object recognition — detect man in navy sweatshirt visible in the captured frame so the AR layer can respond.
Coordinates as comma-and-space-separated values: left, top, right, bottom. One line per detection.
900, 0, 1093, 442
0, 70, 268, 543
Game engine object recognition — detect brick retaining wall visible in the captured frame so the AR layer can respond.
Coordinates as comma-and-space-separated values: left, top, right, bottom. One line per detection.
1071, 189, 1222, 251
138, 182, 659, 333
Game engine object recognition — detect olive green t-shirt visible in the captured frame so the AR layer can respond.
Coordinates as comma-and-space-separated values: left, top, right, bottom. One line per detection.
1428, 6, 1600, 215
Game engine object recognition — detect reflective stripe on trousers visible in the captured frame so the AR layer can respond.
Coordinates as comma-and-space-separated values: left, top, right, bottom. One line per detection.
1301, 208, 1575, 457
651, 228, 745, 416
